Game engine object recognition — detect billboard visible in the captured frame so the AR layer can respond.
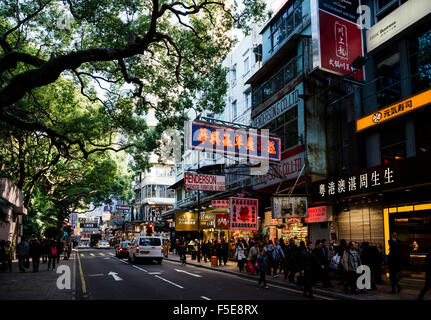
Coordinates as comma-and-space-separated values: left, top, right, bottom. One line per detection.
184, 172, 225, 191
305, 206, 328, 223
272, 197, 308, 219
311, 0, 364, 80
212, 200, 229, 209
187, 121, 281, 162
175, 210, 198, 231
229, 197, 258, 230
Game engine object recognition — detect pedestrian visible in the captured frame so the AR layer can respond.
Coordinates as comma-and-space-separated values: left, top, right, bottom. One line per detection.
360, 242, 377, 290
273, 239, 285, 278
285, 238, 298, 282
216, 240, 223, 266
16, 237, 30, 273
202, 241, 209, 262
257, 248, 269, 288
56, 239, 64, 263
29, 238, 42, 272
4, 240, 14, 272
0, 240, 6, 272
221, 239, 229, 266
387, 232, 402, 294
417, 250, 431, 300
319, 239, 332, 288
342, 241, 361, 294
41, 239, 49, 263
178, 237, 186, 265
300, 241, 323, 298
248, 242, 259, 274
235, 240, 247, 272
47, 239, 58, 270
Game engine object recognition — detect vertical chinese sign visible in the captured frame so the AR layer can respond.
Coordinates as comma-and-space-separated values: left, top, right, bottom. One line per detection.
229, 197, 258, 230
311, 0, 364, 80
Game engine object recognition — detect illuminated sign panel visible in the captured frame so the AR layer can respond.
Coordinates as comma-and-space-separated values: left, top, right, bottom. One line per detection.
356, 89, 431, 132
187, 121, 281, 162
184, 173, 225, 191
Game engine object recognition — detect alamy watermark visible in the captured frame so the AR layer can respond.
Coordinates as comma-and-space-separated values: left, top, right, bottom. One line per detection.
56, 265, 71, 290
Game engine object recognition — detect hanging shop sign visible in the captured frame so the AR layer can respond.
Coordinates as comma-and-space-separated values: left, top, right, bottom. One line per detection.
366, 0, 431, 53
79, 223, 98, 229
229, 197, 258, 230
272, 197, 308, 219
356, 89, 431, 132
305, 206, 328, 223
264, 211, 282, 226
311, 0, 364, 80
253, 85, 300, 128
253, 151, 305, 190
175, 210, 198, 231
215, 213, 230, 229
212, 200, 229, 209
200, 212, 215, 229
184, 172, 226, 191
186, 121, 281, 162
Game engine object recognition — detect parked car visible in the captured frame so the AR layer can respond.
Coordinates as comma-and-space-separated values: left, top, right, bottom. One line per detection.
96, 240, 110, 249
78, 238, 90, 248
115, 241, 130, 258
128, 236, 163, 264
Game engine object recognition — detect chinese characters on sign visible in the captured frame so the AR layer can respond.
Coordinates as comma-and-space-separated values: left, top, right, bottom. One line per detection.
356, 89, 431, 132
215, 214, 230, 229
229, 197, 258, 230
305, 206, 327, 223
211, 200, 229, 209
188, 121, 281, 162
316, 167, 395, 199
184, 173, 226, 191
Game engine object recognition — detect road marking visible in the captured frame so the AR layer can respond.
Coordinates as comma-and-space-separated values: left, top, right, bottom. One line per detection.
109, 253, 114, 256
148, 272, 161, 275
90, 253, 95, 256
99, 253, 105, 256
76, 250, 87, 298
132, 265, 148, 273
88, 274, 104, 277
201, 296, 211, 300
108, 272, 123, 281
80, 254, 84, 257
174, 269, 202, 278
154, 275, 184, 289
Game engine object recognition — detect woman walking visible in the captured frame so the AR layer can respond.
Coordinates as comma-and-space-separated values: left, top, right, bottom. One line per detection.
235, 240, 247, 272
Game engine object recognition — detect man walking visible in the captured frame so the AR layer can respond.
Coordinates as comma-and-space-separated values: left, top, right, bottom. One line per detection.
300, 242, 323, 298
388, 232, 402, 294
47, 239, 58, 270
257, 248, 269, 289
343, 241, 361, 294
16, 237, 29, 273
29, 238, 42, 272
320, 239, 332, 288
5, 241, 14, 272
221, 239, 229, 266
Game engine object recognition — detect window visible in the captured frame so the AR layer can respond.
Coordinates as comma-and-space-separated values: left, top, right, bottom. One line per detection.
244, 91, 251, 110
139, 238, 161, 246
232, 65, 237, 85
232, 100, 237, 120
380, 122, 406, 163
409, 27, 431, 95
270, 0, 303, 50
244, 57, 250, 75
265, 106, 298, 151
376, 50, 401, 109
375, 0, 408, 21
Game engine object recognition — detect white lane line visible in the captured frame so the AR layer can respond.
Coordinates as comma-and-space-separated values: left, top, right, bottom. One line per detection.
201, 296, 211, 300
154, 275, 184, 289
109, 253, 114, 256
112, 257, 129, 264
132, 265, 148, 273
90, 253, 95, 256
99, 253, 105, 256
88, 274, 104, 277
174, 269, 202, 277
148, 272, 161, 275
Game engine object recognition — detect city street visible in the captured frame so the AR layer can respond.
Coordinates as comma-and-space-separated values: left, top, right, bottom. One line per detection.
75, 248, 330, 300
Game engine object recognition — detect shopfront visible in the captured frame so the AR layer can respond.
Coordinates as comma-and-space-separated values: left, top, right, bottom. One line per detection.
305, 206, 334, 244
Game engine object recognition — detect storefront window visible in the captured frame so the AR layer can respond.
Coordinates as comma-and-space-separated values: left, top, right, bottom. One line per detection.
380, 122, 406, 163
376, 50, 401, 110
409, 28, 431, 95
415, 108, 431, 154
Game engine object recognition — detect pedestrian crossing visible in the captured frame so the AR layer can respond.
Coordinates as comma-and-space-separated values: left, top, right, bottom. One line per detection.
78, 252, 115, 258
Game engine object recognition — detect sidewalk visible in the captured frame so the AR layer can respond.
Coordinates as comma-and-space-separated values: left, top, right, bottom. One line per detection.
0, 253, 76, 300
165, 253, 430, 300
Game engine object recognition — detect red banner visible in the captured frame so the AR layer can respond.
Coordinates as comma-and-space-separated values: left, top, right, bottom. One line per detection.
318, 10, 364, 80
215, 214, 230, 229
229, 197, 258, 230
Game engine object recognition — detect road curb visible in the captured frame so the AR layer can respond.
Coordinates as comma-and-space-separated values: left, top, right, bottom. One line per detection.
165, 258, 359, 300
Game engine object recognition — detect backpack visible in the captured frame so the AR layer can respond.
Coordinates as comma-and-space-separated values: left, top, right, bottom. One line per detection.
50, 246, 57, 256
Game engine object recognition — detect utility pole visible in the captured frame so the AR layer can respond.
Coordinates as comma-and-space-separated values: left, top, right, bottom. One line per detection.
197, 151, 201, 262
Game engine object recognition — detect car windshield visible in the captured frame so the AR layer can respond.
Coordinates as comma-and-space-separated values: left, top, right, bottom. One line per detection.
139, 238, 161, 246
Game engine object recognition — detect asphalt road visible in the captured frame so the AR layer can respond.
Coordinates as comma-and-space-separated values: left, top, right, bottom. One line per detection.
75, 248, 331, 300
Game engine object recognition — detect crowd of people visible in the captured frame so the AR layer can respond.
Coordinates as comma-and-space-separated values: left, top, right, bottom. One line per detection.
169, 233, 430, 299
0, 237, 72, 273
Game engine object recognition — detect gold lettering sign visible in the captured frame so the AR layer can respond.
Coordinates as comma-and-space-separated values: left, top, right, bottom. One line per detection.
356, 89, 431, 132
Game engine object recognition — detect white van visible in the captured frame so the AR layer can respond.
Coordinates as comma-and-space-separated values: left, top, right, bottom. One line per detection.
128, 236, 163, 264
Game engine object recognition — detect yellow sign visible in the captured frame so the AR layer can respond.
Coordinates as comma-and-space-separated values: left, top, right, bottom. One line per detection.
356, 89, 431, 132
175, 210, 198, 231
